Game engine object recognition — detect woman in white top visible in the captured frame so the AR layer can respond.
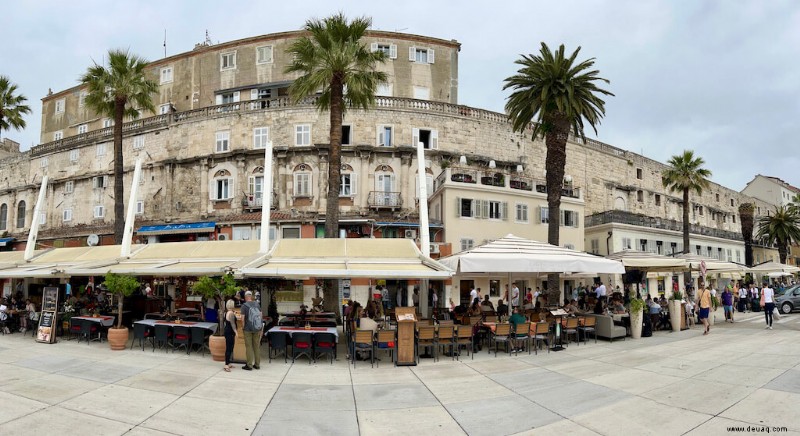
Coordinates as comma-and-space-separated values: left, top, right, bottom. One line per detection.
761, 284, 775, 329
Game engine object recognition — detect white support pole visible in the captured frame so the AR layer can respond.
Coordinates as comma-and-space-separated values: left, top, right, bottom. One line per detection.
259, 141, 273, 253
121, 159, 142, 257
416, 141, 430, 316
24, 176, 49, 261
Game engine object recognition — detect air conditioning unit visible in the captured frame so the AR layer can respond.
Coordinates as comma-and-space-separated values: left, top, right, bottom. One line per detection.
404, 229, 417, 239
217, 233, 228, 241
429, 243, 440, 254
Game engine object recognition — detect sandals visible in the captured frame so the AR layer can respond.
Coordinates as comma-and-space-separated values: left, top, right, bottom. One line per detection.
223, 365, 232, 372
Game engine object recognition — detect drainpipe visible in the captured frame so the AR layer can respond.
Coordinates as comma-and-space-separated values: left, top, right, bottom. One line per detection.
606, 231, 613, 255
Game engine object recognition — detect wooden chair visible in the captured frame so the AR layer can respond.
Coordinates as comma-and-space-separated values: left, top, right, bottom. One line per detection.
563, 317, 580, 346
454, 325, 474, 360
436, 325, 456, 361
578, 316, 597, 343
490, 323, 512, 356
512, 322, 531, 354
531, 322, 551, 354
375, 330, 396, 366
352, 330, 375, 368
483, 315, 498, 323
416, 325, 437, 363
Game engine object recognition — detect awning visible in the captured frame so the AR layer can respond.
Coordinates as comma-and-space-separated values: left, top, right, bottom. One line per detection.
748, 261, 800, 274
605, 251, 687, 271
0, 237, 15, 247
672, 253, 744, 273
137, 222, 216, 236
239, 238, 453, 279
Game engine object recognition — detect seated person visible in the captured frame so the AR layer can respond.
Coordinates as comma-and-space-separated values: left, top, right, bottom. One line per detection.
495, 299, 508, 316
611, 299, 627, 314
508, 307, 528, 353
593, 299, 604, 315
0, 301, 9, 334
468, 300, 483, 316
522, 297, 534, 311
481, 295, 495, 311
359, 312, 379, 332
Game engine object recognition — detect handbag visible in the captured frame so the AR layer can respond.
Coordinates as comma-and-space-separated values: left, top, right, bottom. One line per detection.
759, 291, 765, 307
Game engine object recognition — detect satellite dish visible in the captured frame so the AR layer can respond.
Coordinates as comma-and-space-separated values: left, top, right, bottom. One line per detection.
87, 234, 100, 246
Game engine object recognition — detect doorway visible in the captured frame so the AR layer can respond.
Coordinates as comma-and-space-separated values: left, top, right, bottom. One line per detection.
459, 279, 474, 306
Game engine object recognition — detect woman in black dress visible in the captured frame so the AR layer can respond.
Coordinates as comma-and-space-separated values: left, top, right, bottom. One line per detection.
223, 299, 238, 372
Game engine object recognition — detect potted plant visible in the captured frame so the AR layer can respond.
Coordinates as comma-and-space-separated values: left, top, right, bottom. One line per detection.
192, 274, 240, 361
668, 290, 683, 332
629, 297, 645, 339
103, 273, 140, 350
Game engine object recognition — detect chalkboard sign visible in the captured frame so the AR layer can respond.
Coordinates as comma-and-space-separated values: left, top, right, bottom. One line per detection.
37, 286, 60, 344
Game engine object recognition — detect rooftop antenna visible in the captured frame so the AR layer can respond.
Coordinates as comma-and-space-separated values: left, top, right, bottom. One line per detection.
204, 30, 213, 46
163, 29, 167, 57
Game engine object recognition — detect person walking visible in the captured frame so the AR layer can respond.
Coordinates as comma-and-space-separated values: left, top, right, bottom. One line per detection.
696, 285, 712, 335
761, 283, 775, 330
241, 291, 264, 370
721, 286, 734, 323
223, 299, 238, 372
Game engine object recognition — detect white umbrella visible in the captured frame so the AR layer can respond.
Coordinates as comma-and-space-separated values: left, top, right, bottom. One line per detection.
749, 261, 800, 274
605, 250, 687, 271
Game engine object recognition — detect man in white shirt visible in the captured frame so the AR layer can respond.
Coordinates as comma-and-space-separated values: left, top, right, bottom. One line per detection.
469, 287, 479, 305
511, 283, 520, 308
381, 286, 390, 310
596, 282, 607, 301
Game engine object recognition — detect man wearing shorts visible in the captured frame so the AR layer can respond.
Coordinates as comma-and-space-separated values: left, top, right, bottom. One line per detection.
696, 285, 712, 335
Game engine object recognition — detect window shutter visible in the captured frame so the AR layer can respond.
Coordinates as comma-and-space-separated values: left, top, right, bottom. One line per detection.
233, 91, 240, 102
390, 174, 396, 191
471, 199, 478, 218
409, 46, 416, 61
573, 214, 579, 228
482, 200, 489, 219
389, 44, 397, 59
377, 127, 384, 146
351, 173, 357, 196
412, 128, 419, 148
428, 49, 435, 64
430, 130, 438, 149
455, 197, 461, 217
560, 210, 565, 226
370, 42, 378, 52
103, 175, 109, 187
215, 95, 222, 105
502, 202, 508, 221
251, 89, 259, 100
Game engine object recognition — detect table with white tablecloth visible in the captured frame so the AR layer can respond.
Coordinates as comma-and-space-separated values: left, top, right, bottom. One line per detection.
134, 319, 218, 334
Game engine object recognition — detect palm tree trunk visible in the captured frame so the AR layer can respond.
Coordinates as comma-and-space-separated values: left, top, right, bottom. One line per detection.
324, 76, 345, 316
779, 244, 788, 265
682, 188, 691, 286
544, 115, 569, 306
113, 98, 126, 244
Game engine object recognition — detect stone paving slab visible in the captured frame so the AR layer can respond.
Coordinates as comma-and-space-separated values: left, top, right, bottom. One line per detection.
141, 396, 264, 435
255, 407, 358, 436
445, 394, 561, 436
357, 406, 465, 435
60, 384, 177, 425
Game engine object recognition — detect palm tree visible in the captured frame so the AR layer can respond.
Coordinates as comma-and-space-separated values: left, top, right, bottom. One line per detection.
286, 13, 387, 238
757, 206, 800, 264
0, 76, 32, 139
504, 43, 612, 305
80, 49, 157, 243
662, 150, 712, 255
738, 202, 755, 266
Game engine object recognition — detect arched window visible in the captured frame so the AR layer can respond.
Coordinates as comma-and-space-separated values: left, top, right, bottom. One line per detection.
212, 170, 232, 200
293, 164, 313, 197
613, 196, 627, 211
339, 164, 357, 197
0, 204, 7, 230
16, 201, 26, 228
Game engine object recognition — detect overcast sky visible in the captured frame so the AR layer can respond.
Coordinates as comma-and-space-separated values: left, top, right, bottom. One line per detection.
3, 0, 799, 191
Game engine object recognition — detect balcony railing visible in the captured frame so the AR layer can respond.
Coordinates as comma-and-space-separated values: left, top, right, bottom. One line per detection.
368, 191, 402, 209
449, 167, 477, 184
510, 176, 534, 191
585, 210, 744, 241
435, 167, 581, 199
243, 192, 278, 210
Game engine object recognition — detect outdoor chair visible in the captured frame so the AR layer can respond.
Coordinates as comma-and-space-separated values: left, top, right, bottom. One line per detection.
484, 315, 498, 323
314, 332, 337, 364
436, 325, 456, 361
189, 327, 209, 356
131, 323, 154, 351
153, 324, 172, 352
292, 332, 314, 364
375, 330, 396, 365
563, 317, 580, 346
578, 316, 597, 343
268, 331, 291, 364
416, 325, 437, 363
454, 325, 474, 360
69, 318, 83, 341
352, 330, 375, 368
172, 326, 191, 354
531, 321, 551, 354
438, 319, 454, 326
490, 323, 512, 356
80, 319, 101, 344
513, 322, 530, 354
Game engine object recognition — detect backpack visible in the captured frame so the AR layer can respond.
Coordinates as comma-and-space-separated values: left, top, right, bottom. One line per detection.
246, 303, 264, 331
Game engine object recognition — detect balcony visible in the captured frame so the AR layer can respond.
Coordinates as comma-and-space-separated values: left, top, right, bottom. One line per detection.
480, 173, 505, 187
510, 176, 533, 191
434, 168, 581, 200
368, 191, 402, 209
243, 192, 278, 210
449, 167, 477, 184
585, 210, 744, 241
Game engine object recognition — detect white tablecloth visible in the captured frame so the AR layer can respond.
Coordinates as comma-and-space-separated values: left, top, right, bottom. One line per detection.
135, 319, 218, 334
73, 316, 115, 327
267, 326, 339, 342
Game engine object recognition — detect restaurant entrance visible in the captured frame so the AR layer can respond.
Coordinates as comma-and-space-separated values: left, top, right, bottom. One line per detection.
459, 279, 474, 306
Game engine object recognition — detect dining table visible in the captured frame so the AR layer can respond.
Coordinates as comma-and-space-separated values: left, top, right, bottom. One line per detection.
134, 319, 218, 334
267, 326, 339, 342
72, 315, 116, 327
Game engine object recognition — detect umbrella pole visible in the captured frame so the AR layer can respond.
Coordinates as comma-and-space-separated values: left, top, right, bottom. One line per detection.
508, 272, 513, 317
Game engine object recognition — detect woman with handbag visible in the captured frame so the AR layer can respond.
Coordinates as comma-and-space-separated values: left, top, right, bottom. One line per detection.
761, 283, 775, 329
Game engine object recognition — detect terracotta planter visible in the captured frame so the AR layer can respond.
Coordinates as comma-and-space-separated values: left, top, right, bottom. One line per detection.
630, 309, 643, 339
209, 335, 226, 362
108, 327, 129, 351
669, 300, 682, 332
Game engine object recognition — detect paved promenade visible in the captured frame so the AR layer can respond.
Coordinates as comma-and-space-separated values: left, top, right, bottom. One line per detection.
0, 312, 798, 435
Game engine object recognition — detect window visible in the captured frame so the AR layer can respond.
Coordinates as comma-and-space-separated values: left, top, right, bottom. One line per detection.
103, 118, 114, 128
370, 43, 397, 59
159, 103, 172, 115
340, 173, 357, 197
716, 193, 720, 202
251, 87, 273, 100
215, 178, 231, 200
561, 210, 579, 227
736, 250, 741, 263
515, 203, 529, 222
699, 206, 704, 216
733, 215, 736, 224
639, 239, 648, 252
460, 238, 474, 252
590, 239, 600, 254
727, 248, 732, 262
488, 201, 506, 220
459, 198, 474, 218
341, 125, 352, 146
64, 181, 74, 193
133, 135, 145, 150
377, 125, 393, 146
160, 66, 173, 84
232, 226, 252, 240
282, 227, 301, 239
294, 172, 312, 197
55, 99, 65, 114
40, 157, 48, 168
62, 209, 72, 222
93, 205, 105, 218
622, 237, 632, 250
0, 204, 6, 230
413, 86, 430, 100
136, 201, 144, 215
540, 206, 549, 224
409, 46, 434, 64
77, 124, 88, 134
53, 131, 63, 141
707, 246, 713, 257
637, 190, 644, 202
731, 198, 735, 207
69, 149, 79, 162
253, 127, 269, 149
295, 124, 311, 146
248, 175, 264, 200
655, 194, 661, 206
636, 168, 643, 179
215, 91, 240, 105
215, 131, 230, 152
96, 143, 107, 156
93, 176, 109, 189
256, 45, 273, 64
376, 83, 393, 97
220, 51, 236, 70
16, 201, 26, 227
696, 245, 702, 255
412, 128, 438, 149
414, 174, 433, 199
78, 92, 87, 108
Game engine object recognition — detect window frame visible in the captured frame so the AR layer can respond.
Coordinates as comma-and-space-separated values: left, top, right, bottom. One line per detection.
54, 99, 65, 114
460, 238, 474, 252
160, 66, 173, 84
69, 149, 79, 162
215, 131, 230, 153
295, 124, 311, 146
96, 143, 107, 156
64, 181, 74, 194
133, 135, 145, 150
515, 203, 529, 223
293, 171, 312, 197
377, 125, 393, 147
253, 127, 270, 149
214, 177, 232, 200
136, 200, 144, 215
77, 124, 88, 134
62, 209, 73, 222
16, 201, 25, 228
256, 45, 274, 64
220, 51, 237, 70
53, 131, 63, 141
281, 226, 301, 239
93, 205, 105, 219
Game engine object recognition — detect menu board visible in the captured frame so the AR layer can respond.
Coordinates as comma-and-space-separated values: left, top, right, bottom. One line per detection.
37, 286, 60, 344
